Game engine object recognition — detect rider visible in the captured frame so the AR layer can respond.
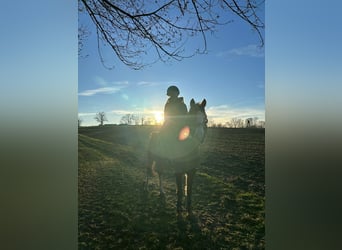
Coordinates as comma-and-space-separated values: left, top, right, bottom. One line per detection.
160, 85, 188, 144
163, 85, 188, 128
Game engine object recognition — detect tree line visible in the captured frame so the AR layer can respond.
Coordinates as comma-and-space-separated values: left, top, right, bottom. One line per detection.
208, 117, 265, 128
78, 112, 264, 128
78, 112, 162, 127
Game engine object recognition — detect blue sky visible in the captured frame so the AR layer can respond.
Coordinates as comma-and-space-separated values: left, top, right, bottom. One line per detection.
78, 3, 265, 126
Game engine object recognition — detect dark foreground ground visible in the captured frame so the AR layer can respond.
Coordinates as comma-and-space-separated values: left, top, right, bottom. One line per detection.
79, 125, 265, 249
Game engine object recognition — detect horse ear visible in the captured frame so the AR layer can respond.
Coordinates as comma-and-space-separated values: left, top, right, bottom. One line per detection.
201, 99, 207, 107
190, 98, 195, 107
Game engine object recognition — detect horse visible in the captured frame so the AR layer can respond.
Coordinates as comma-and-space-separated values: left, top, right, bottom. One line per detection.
146, 98, 208, 215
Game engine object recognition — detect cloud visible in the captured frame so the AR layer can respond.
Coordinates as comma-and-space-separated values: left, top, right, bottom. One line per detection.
137, 81, 160, 86
217, 44, 264, 58
78, 87, 122, 96
78, 80, 129, 96
78, 112, 97, 117
108, 109, 134, 115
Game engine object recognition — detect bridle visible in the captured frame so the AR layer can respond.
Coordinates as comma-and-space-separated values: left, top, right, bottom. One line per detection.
188, 106, 208, 144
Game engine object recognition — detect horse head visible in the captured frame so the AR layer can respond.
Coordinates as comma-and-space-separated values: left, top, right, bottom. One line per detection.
188, 98, 208, 143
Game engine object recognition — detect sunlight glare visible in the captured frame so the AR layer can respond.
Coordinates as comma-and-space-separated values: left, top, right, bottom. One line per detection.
178, 126, 190, 141
154, 111, 164, 125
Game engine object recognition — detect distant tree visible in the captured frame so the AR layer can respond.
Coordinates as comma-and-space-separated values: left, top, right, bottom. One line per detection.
120, 114, 138, 125
143, 116, 154, 125
208, 120, 216, 128
94, 112, 108, 126
78, 117, 82, 127
253, 117, 259, 127
208, 121, 225, 128
133, 115, 140, 125
238, 119, 244, 128
78, 0, 264, 69
258, 120, 265, 128
120, 114, 131, 125
225, 121, 231, 128
230, 117, 243, 128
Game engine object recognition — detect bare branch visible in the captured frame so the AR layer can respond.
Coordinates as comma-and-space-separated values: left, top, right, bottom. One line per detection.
79, 0, 264, 69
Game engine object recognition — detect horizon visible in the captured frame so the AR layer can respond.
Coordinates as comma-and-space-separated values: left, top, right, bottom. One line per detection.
78, 115, 264, 128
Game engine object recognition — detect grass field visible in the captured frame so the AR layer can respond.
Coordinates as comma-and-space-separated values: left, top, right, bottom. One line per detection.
78, 125, 265, 249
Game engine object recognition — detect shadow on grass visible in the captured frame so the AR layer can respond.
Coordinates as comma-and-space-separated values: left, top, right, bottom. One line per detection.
132, 184, 217, 249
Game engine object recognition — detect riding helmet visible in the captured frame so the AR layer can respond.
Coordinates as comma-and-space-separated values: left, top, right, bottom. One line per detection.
166, 85, 180, 97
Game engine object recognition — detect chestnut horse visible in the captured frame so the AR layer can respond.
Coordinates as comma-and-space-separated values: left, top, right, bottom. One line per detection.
146, 98, 207, 215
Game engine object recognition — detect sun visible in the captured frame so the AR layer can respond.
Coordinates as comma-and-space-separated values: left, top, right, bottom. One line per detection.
154, 111, 164, 125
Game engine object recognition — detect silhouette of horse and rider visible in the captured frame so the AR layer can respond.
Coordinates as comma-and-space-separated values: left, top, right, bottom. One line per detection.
146, 86, 208, 215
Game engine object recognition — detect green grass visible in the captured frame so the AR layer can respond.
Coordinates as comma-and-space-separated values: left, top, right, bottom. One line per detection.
79, 126, 265, 249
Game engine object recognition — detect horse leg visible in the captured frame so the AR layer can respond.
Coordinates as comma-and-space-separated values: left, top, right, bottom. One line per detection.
145, 148, 155, 191
175, 173, 184, 213
184, 174, 188, 196
144, 162, 153, 192
186, 169, 196, 215
158, 172, 165, 199
144, 170, 149, 191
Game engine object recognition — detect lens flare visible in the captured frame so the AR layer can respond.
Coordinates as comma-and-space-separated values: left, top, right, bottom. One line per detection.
178, 126, 190, 141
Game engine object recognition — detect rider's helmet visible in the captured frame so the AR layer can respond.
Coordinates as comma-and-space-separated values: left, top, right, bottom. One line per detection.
166, 85, 180, 97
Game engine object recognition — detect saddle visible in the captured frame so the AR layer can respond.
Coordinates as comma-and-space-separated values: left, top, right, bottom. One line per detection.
151, 123, 199, 162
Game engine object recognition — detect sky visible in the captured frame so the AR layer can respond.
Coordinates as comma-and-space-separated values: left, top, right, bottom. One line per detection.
78, 3, 265, 126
